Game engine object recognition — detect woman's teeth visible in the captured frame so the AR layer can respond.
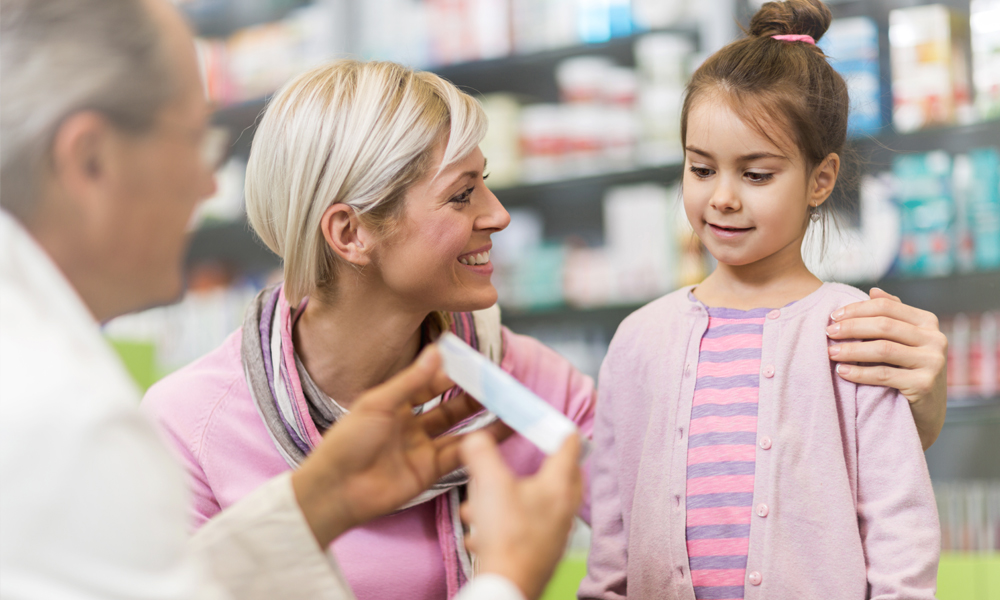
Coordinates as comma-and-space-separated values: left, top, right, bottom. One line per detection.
459, 251, 490, 266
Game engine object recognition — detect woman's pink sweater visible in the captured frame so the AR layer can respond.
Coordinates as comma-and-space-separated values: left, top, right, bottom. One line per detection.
142, 325, 595, 600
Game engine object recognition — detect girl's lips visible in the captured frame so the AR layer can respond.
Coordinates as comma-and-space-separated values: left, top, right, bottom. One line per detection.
708, 223, 753, 239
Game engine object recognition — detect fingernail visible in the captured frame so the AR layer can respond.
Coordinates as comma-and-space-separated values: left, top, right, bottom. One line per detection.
826, 323, 840, 335
828, 345, 840, 357
831, 309, 845, 321
418, 346, 438, 367
836, 364, 849, 375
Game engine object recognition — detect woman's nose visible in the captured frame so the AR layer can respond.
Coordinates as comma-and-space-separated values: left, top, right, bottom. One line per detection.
477, 187, 510, 232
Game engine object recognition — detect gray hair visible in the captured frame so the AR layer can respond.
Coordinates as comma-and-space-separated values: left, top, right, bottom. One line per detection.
0, 0, 176, 220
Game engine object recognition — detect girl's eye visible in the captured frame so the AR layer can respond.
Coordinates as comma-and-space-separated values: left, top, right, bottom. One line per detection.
450, 186, 475, 205
745, 171, 774, 183
689, 166, 714, 178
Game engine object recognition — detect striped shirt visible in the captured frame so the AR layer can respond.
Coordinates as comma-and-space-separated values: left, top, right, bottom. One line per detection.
685, 304, 771, 600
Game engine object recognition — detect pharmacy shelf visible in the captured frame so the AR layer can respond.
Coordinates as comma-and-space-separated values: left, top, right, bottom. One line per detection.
181, 0, 311, 38
495, 163, 685, 243
501, 302, 647, 335
433, 26, 697, 103
187, 220, 280, 272
210, 26, 698, 157
872, 270, 1000, 316
855, 120, 1000, 171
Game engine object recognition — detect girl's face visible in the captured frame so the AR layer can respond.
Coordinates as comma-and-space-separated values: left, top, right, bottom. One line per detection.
683, 99, 819, 271
372, 145, 510, 314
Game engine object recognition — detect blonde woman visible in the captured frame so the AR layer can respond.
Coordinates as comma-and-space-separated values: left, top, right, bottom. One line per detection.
143, 59, 949, 600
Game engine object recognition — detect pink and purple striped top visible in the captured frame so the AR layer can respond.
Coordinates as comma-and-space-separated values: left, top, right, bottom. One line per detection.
685, 304, 771, 600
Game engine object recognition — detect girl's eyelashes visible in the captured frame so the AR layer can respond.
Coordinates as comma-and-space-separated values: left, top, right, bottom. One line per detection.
745, 171, 774, 183
689, 165, 714, 178
450, 186, 475, 205
483, 172, 490, 181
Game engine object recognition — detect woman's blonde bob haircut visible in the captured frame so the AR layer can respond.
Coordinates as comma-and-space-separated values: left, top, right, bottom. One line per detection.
246, 59, 488, 306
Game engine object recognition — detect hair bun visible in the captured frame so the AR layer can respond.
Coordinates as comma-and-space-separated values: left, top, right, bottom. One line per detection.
749, 0, 832, 43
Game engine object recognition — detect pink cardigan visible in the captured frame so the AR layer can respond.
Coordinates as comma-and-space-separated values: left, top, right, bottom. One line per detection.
142, 325, 595, 600
579, 283, 939, 600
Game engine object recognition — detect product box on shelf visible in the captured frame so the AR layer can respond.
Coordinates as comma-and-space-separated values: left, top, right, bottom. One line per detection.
967, 148, 1000, 270
819, 16, 882, 137
889, 4, 974, 133
971, 0, 1000, 120
893, 151, 954, 277
944, 311, 1000, 400
634, 33, 694, 166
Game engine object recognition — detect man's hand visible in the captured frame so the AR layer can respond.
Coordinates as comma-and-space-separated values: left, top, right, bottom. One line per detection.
459, 433, 583, 600
291, 346, 503, 548
827, 287, 948, 449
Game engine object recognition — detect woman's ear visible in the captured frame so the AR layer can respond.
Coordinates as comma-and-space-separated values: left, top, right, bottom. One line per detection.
809, 153, 841, 208
320, 204, 373, 266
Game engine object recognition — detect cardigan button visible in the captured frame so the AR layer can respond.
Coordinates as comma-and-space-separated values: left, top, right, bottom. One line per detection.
756, 503, 769, 518
767, 309, 781, 319
759, 436, 772, 450
749, 571, 762, 586
763, 365, 775, 378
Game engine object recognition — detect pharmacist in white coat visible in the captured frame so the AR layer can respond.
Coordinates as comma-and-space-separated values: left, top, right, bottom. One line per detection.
0, 1, 578, 599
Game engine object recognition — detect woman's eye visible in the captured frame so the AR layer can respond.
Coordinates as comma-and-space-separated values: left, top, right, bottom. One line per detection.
745, 171, 774, 183
689, 166, 714, 178
450, 186, 475, 204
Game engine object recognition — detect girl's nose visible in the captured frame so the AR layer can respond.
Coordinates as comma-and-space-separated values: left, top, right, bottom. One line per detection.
710, 179, 741, 212
476, 187, 511, 232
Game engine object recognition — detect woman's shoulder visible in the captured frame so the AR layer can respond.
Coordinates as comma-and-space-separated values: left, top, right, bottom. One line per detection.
141, 328, 248, 449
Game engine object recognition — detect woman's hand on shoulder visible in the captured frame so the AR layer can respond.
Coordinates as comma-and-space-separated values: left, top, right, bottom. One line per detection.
825, 287, 947, 450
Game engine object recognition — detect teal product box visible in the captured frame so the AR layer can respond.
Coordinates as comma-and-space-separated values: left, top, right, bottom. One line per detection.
968, 148, 1000, 270
509, 243, 566, 310
893, 151, 954, 277
819, 16, 883, 137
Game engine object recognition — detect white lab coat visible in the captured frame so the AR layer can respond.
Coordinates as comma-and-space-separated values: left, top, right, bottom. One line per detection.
0, 210, 522, 600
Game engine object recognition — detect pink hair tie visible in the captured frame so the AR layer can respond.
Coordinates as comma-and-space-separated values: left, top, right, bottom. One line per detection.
771, 34, 816, 45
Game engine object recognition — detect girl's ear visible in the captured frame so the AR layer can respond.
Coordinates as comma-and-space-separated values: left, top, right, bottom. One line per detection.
809, 152, 841, 207
320, 203, 373, 267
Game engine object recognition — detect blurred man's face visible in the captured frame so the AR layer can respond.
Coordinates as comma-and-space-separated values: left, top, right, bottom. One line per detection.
100, 0, 216, 311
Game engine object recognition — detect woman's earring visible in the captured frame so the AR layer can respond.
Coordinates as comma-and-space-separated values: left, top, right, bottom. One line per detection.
809, 204, 821, 222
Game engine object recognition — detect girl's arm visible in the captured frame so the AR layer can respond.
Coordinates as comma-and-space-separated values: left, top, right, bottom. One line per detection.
577, 373, 628, 600
827, 288, 948, 450
855, 383, 940, 600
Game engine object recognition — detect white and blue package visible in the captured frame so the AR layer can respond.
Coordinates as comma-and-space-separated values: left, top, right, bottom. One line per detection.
437, 332, 591, 459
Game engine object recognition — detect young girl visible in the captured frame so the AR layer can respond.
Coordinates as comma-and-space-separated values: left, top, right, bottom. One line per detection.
580, 1, 939, 599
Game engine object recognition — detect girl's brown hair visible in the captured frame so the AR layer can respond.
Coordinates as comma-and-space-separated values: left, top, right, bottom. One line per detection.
680, 0, 850, 219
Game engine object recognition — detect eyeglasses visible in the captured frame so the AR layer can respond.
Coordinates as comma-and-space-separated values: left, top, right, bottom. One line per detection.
201, 125, 231, 172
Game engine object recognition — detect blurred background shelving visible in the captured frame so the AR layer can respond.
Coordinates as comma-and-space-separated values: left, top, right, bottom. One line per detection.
109, 0, 1000, 597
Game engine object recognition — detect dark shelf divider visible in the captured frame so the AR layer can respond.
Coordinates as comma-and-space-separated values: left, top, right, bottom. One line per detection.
186, 220, 281, 272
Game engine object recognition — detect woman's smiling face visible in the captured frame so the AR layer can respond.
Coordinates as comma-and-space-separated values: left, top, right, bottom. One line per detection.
370, 144, 510, 314
682, 98, 817, 271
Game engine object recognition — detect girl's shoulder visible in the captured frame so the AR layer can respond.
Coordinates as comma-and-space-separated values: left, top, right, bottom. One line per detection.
605, 287, 698, 361
785, 282, 875, 322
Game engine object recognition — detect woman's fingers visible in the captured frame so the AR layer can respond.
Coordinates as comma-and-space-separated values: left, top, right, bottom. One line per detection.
832, 363, 937, 401
827, 314, 939, 349
829, 339, 930, 370
417, 392, 484, 438
830, 291, 940, 330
